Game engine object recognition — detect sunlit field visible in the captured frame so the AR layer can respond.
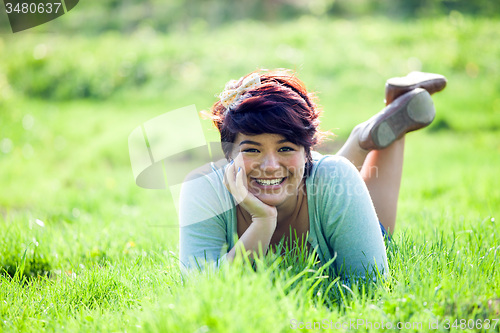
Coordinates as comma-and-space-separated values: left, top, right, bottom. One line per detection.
1, 15, 499, 332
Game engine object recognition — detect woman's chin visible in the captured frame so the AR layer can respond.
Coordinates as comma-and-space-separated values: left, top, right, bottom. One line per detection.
253, 193, 287, 207
249, 179, 301, 208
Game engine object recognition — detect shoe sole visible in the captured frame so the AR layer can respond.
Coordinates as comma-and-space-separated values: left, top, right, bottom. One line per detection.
372, 89, 435, 149
385, 72, 447, 105
386, 71, 446, 87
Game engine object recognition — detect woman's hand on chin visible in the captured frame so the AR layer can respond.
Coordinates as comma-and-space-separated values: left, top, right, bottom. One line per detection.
224, 154, 277, 223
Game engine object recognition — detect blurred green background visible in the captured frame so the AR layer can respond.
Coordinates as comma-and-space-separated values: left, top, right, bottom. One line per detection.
1, 1, 499, 331
2, 0, 500, 34
1, 0, 499, 302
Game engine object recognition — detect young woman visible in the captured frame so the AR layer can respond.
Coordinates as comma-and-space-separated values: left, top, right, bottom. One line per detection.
179, 69, 446, 278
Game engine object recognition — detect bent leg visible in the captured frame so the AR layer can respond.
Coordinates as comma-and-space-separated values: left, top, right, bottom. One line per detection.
360, 137, 404, 235
335, 72, 443, 235
336, 127, 404, 235
335, 123, 369, 171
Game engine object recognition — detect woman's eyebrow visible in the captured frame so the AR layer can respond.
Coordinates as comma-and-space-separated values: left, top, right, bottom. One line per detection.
239, 139, 293, 146
239, 140, 261, 146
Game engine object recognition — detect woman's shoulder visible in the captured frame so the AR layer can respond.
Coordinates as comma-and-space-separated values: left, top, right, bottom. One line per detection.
309, 151, 359, 182
179, 159, 234, 225
182, 159, 227, 186
180, 160, 231, 204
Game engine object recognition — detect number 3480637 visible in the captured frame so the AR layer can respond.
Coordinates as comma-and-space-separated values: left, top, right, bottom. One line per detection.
5, 2, 62, 14
443, 318, 498, 330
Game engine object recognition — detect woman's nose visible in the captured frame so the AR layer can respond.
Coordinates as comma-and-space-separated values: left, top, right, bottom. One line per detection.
260, 153, 280, 171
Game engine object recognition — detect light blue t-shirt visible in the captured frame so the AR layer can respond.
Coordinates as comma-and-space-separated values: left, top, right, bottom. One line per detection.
179, 152, 388, 278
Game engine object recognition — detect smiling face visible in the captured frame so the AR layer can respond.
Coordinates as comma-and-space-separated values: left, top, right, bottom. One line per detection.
231, 133, 307, 209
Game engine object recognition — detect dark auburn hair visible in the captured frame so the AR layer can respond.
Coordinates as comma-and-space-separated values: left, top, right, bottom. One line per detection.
207, 69, 327, 176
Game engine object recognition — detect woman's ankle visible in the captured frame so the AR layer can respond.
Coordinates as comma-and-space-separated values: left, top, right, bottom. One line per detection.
336, 124, 370, 170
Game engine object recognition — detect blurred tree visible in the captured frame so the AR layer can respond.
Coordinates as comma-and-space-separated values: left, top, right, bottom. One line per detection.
0, 0, 498, 34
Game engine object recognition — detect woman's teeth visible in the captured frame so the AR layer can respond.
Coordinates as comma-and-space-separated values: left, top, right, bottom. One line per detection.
255, 178, 285, 186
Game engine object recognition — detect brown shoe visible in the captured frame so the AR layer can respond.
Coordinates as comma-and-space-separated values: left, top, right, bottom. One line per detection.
359, 88, 435, 150
385, 71, 447, 105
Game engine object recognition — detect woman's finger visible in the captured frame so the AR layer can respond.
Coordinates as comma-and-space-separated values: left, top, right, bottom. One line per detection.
235, 166, 249, 202
224, 160, 244, 202
224, 153, 251, 205
224, 159, 240, 191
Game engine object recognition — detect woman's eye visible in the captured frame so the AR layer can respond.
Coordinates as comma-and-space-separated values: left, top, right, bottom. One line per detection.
242, 148, 259, 153
279, 147, 295, 152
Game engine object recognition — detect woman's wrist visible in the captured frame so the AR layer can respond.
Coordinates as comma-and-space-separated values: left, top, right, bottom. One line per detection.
226, 215, 277, 263
251, 216, 277, 230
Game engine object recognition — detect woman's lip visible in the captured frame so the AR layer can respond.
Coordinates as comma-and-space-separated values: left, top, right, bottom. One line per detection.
250, 176, 286, 180
250, 177, 287, 188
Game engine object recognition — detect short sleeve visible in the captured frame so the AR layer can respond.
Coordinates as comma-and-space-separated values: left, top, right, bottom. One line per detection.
178, 163, 235, 270
311, 156, 388, 279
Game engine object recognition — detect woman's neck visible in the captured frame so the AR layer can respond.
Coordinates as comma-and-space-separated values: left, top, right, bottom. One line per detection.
275, 179, 306, 225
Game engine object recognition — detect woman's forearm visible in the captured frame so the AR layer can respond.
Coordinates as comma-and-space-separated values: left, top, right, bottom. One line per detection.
226, 217, 277, 263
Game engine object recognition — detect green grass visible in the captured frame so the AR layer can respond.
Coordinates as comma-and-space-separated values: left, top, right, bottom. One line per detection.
1, 15, 499, 332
